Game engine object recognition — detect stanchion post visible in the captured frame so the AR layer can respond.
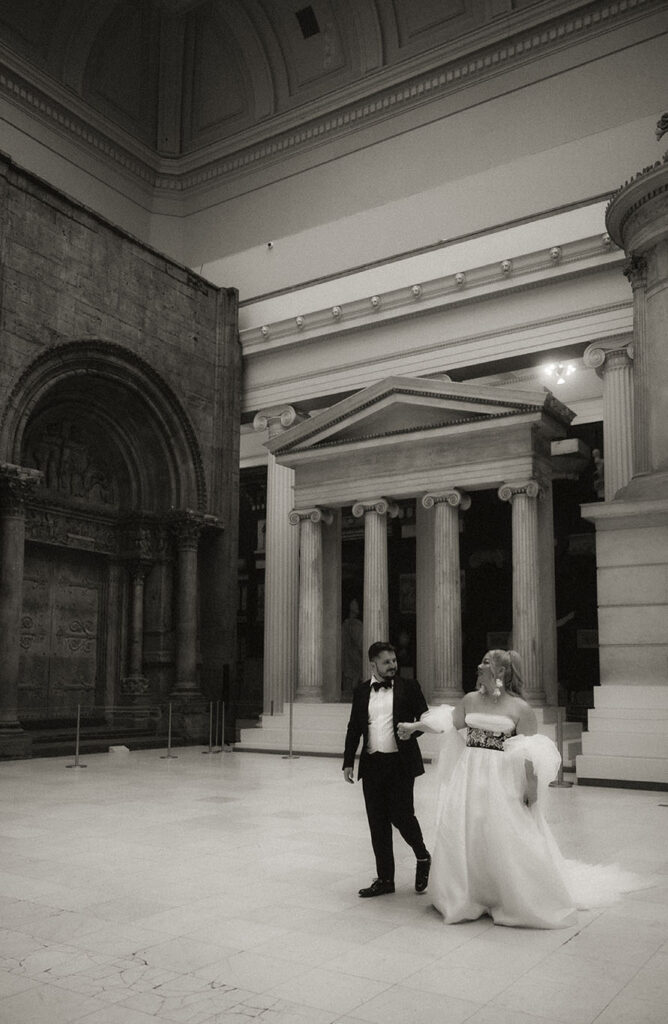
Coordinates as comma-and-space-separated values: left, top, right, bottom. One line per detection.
212, 700, 222, 753
549, 706, 573, 789
202, 701, 214, 754
161, 702, 178, 759
66, 704, 87, 769
282, 689, 299, 760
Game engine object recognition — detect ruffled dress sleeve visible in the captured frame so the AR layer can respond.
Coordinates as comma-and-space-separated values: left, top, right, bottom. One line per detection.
503, 733, 561, 788
417, 705, 466, 818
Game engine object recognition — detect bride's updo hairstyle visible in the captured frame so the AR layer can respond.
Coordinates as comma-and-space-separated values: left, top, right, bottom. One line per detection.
485, 649, 526, 699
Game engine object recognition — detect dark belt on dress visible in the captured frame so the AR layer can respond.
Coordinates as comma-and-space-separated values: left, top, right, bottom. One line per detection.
466, 727, 506, 751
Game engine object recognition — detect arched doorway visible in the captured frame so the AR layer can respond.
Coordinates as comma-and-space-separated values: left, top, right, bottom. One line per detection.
1, 340, 206, 727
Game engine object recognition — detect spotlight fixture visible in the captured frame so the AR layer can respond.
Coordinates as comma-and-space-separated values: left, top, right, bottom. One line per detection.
543, 361, 576, 385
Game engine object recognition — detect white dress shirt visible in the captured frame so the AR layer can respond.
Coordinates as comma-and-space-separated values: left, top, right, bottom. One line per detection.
367, 674, 398, 754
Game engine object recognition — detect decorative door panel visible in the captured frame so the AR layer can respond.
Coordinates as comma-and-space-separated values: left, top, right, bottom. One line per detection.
19, 564, 51, 716
20, 547, 105, 720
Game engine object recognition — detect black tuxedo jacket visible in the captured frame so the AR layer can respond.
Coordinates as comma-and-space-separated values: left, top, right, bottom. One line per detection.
342, 676, 429, 780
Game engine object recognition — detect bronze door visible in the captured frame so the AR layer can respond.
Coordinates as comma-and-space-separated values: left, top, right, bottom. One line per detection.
19, 546, 105, 720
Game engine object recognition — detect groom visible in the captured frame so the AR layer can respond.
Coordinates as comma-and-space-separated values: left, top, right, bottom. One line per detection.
342, 641, 431, 897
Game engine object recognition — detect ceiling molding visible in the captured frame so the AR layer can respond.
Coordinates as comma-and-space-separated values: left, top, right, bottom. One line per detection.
0, 0, 661, 207
240, 233, 623, 355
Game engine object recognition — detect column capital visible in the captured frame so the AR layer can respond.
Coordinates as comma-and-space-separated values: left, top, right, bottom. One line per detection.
351, 498, 399, 519
288, 507, 334, 526
253, 405, 309, 439
422, 489, 471, 511
623, 254, 648, 291
583, 338, 634, 376
167, 508, 204, 548
498, 480, 542, 503
0, 463, 42, 514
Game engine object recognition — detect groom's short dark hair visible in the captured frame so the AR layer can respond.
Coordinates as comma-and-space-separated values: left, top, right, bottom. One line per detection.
368, 641, 395, 661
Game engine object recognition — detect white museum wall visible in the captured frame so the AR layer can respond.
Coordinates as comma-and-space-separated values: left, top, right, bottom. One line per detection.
187, 33, 666, 298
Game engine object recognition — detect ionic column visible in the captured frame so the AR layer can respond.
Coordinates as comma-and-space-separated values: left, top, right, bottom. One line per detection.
289, 507, 333, 702
584, 339, 634, 500
254, 406, 308, 713
0, 464, 41, 753
498, 480, 545, 705
169, 511, 203, 697
623, 256, 650, 475
352, 498, 399, 660
422, 489, 470, 701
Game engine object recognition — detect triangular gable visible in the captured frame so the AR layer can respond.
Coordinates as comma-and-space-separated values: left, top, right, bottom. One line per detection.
267, 376, 573, 455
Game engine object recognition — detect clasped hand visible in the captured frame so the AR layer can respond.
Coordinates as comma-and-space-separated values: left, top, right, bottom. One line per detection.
397, 722, 413, 741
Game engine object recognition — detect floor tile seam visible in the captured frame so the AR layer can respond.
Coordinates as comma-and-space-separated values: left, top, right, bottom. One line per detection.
587, 952, 656, 1024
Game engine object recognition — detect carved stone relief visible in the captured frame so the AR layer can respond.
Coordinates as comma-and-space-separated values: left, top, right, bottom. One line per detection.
26, 418, 118, 505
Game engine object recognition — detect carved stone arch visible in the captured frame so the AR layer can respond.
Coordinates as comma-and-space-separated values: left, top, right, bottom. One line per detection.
0, 340, 207, 513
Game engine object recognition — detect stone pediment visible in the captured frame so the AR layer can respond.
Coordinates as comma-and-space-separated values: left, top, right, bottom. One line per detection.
267, 377, 573, 457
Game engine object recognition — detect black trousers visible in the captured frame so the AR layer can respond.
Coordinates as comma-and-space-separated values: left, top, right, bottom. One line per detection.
362, 752, 429, 882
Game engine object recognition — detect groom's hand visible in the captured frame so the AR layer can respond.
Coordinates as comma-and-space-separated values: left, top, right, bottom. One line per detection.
343, 767, 355, 784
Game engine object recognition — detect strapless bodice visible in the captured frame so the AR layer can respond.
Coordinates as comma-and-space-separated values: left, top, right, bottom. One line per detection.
465, 713, 516, 751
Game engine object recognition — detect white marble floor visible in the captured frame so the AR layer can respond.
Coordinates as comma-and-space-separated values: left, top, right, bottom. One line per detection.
0, 747, 666, 1024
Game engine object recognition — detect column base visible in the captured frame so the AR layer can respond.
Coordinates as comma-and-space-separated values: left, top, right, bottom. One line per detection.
295, 690, 325, 703
431, 688, 465, 702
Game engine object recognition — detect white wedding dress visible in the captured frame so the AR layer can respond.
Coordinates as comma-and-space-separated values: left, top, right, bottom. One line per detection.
422, 707, 647, 929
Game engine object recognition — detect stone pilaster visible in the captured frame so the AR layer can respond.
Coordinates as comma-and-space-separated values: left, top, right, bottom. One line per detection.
253, 406, 308, 713
422, 489, 470, 701
289, 507, 333, 702
584, 339, 634, 500
498, 480, 545, 706
351, 498, 399, 661
0, 464, 42, 757
623, 256, 650, 476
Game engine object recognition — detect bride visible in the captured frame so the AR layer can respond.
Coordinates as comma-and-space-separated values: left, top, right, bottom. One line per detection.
398, 649, 645, 929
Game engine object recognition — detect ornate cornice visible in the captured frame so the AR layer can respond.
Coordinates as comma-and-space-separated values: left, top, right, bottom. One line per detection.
241, 233, 621, 355
0, 0, 659, 202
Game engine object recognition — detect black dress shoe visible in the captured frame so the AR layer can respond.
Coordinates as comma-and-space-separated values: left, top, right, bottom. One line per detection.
415, 854, 431, 893
358, 878, 395, 898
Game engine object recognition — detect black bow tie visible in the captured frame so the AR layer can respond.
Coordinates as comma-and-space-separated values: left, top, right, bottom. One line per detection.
372, 681, 392, 691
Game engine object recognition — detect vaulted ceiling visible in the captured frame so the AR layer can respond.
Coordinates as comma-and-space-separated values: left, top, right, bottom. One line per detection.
0, 0, 659, 205
0, 0, 574, 157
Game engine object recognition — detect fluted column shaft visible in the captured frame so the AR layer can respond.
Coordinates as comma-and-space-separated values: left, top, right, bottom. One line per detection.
499, 481, 545, 705
290, 508, 332, 702
352, 499, 398, 660
584, 340, 634, 500
254, 406, 307, 713
0, 465, 41, 733
422, 490, 470, 700
170, 513, 202, 697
